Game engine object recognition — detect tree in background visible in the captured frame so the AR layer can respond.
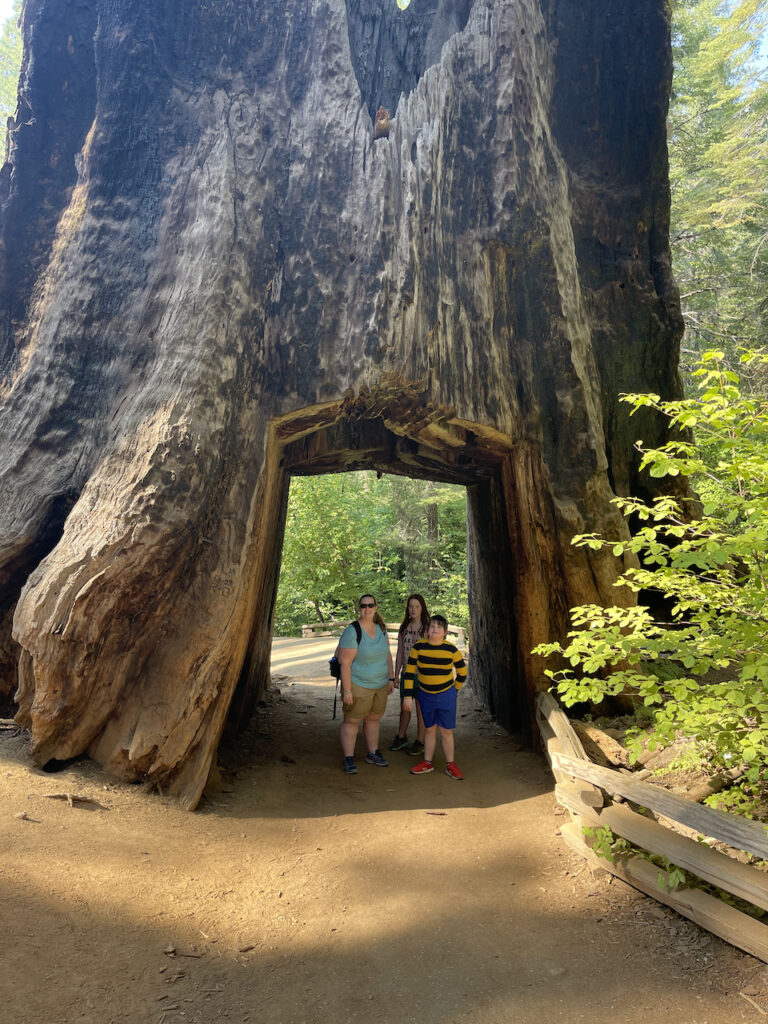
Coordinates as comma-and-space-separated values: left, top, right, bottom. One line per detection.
0, 0, 21, 158
273, 473, 468, 635
381, 475, 468, 625
669, 0, 768, 385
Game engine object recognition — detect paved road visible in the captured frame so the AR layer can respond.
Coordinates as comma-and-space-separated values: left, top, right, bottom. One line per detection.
270, 635, 340, 680
270, 633, 401, 681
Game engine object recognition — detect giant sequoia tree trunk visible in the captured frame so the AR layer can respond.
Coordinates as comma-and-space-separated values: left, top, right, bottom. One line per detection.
0, 0, 683, 807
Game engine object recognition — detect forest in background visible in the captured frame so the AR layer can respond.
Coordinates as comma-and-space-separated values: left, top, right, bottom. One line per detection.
0, 0, 18, 158
273, 473, 469, 633
0, 0, 764, 638
670, 0, 767, 384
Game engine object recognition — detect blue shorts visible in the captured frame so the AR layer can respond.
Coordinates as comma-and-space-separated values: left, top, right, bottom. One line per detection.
418, 688, 457, 730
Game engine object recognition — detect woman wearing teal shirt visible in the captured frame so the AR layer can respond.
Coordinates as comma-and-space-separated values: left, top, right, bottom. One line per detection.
338, 594, 395, 775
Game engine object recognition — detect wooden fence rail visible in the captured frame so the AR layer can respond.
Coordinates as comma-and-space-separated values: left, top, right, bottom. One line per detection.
300, 620, 467, 646
537, 690, 768, 963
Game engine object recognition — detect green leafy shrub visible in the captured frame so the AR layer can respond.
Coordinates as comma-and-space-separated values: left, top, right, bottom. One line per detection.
535, 351, 768, 787
584, 825, 687, 891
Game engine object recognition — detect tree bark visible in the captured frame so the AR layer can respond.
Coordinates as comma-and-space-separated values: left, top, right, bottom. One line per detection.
0, 0, 683, 807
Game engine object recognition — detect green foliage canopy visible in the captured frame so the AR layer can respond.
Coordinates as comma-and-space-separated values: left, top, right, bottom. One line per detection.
669, 0, 768, 378
273, 472, 468, 635
0, 0, 21, 159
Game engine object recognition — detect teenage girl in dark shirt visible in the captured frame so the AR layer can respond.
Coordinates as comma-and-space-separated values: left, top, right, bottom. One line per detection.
389, 593, 429, 755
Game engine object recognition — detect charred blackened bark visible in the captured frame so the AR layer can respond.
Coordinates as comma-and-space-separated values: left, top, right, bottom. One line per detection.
0, 0, 682, 807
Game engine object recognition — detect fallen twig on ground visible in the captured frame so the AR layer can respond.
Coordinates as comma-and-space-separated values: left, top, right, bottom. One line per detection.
42, 792, 108, 809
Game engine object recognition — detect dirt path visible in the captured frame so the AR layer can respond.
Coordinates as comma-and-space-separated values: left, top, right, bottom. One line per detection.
1, 658, 766, 1024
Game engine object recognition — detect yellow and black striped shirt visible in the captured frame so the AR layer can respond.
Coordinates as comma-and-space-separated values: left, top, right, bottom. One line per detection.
403, 640, 467, 696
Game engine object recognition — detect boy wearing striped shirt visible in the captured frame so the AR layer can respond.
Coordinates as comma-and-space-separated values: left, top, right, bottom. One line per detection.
402, 615, 467, 780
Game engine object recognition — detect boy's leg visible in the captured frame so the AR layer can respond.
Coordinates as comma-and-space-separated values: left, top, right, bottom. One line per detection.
438, 726, 455, 763
423, 724, 438, 762
415, 699, 426, 743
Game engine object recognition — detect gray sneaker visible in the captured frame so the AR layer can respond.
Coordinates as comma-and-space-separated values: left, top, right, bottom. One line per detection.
407, 740, 425, 757
388, 735, 409, 752
342, 756, 357, 774
365, 749, 389, 767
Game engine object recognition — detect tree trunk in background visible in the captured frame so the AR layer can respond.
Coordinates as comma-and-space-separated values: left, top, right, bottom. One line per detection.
0, 0, 683, 807
426, 501, 438, 572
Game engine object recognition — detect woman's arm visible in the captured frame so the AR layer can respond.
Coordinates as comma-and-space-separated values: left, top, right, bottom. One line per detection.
338, 645, 357, 708
387, 643, 395, 694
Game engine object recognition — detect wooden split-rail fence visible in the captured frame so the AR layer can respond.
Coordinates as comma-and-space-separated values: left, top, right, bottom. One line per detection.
537, 690, 768, 963
301, 620, 467, 647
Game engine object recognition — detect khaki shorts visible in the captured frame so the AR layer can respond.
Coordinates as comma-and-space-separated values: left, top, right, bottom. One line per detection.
343, 682, 389, 720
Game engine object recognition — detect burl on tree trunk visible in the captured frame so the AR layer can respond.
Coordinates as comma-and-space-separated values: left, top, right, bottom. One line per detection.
0, 0, 683, 808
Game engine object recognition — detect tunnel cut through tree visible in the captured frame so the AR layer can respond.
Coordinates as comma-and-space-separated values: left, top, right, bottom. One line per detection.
0, 0, 684, 807
231, 398, 521, 739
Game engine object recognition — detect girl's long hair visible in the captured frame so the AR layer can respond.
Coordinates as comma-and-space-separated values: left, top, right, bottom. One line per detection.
359, 593, 387, 634
398, 593, 430, 637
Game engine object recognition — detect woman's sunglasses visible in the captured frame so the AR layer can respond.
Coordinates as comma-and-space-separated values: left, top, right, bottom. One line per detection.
359, 602, 376, 608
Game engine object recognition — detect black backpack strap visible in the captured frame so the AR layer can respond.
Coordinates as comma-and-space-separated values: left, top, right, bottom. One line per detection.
352, 620, 362, 644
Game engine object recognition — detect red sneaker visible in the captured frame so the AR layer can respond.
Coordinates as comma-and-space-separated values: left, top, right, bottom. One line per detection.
445, 762, 464, 780
410, 760, 434, 775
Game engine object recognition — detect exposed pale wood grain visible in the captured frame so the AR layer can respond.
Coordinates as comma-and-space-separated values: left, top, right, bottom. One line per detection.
552, 777, 605, 811
536, 695, 603, 804
536, 692, 590, 761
